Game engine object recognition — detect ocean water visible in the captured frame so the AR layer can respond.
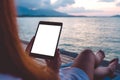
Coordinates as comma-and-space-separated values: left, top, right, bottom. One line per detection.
17, 17, 120, 61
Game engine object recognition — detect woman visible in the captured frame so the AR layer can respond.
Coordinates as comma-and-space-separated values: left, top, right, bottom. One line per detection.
0, 0, 60, 80
0, 0, 118, 80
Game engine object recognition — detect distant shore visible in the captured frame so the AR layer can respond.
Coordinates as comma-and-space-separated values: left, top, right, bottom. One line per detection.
17, 14, 120, 18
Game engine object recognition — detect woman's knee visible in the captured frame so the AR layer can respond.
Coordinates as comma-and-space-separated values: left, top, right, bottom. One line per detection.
72, 49, 96, 70
79, 49, 95, 58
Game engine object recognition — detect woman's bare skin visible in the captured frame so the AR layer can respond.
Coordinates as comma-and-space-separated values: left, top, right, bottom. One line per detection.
71, 49, 118, 80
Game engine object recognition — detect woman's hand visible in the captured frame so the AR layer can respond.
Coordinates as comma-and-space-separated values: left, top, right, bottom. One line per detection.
25, 36, 35, 54
26, 37, 61, 73
45, 49, 61, 73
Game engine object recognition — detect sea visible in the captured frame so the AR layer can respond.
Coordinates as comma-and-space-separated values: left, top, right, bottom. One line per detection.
17, 17, 120, 62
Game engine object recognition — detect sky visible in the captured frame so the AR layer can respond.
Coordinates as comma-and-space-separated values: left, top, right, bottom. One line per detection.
15, 0, 120, 16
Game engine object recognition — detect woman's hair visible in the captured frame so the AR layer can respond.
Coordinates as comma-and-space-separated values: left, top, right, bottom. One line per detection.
0, 0, 58, 80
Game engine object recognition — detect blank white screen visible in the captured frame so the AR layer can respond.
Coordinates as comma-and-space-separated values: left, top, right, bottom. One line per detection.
31, 24, 61, 56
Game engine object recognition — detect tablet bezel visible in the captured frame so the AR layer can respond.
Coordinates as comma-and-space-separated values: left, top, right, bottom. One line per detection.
29, 21, 62, 59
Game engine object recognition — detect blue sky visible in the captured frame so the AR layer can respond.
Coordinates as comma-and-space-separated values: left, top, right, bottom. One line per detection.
15, 0, 120, 16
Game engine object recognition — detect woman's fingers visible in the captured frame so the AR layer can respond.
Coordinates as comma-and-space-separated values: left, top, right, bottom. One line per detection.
45, 49, 61, 73
25, 36, 35, 54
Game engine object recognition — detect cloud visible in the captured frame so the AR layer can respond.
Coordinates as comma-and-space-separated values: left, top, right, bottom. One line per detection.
51, 0, 75, 9
15, 0, 52, 9
98, 0, 115, 2
116, 2, 120, 6
15, 0, 75, 9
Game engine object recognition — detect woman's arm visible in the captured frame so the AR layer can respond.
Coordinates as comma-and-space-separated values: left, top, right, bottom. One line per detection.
25, 37, 61, 80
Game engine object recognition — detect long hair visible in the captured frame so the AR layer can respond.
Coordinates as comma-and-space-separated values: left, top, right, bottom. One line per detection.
0, 0, 58, 80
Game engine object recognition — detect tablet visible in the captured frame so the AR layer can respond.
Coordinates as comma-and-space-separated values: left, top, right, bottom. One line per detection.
30, 21, 62, 59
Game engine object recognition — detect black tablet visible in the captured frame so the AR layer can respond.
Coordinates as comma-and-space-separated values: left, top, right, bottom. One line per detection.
30, 21, 62, 59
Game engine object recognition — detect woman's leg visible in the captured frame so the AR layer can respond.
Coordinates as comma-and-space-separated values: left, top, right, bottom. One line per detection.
71, 49, 96, 80
94, 58, 118, 80
95, 50, 105, 67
